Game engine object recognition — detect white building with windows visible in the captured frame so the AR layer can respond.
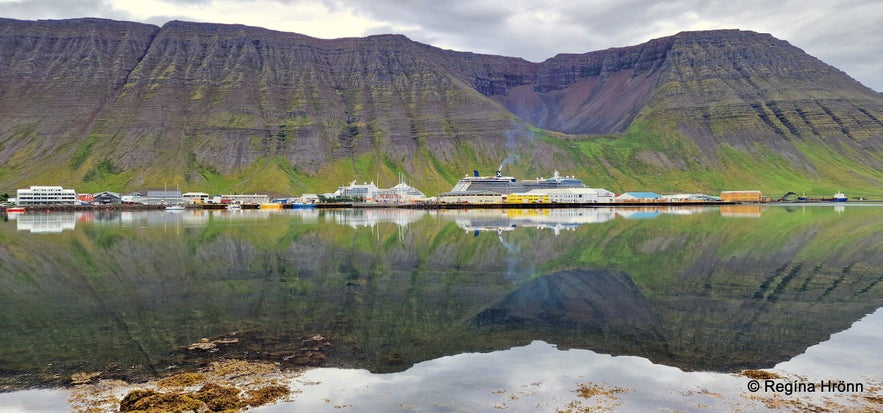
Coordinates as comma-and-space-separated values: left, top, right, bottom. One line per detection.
140, 190, 184, 205
525, 187, 615, 203
15, 186, 77, 205
219, 194, 270, 204
183, 192, 211, 204
375, 182, 429, 203
438, 191, 502, 204
332, 181, 380, 201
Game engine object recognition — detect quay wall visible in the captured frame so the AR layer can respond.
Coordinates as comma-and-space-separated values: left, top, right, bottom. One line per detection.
5, 204, 167, 212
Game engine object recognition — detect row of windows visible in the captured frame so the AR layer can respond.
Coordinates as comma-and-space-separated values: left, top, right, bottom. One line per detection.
18, 196, 77, 200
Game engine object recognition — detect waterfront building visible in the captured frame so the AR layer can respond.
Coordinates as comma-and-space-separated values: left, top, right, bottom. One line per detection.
503, 193, 550, 204
300, 194, 320, 204
77, 193, 95, 204
140, 190, 184, 205
183, 192, 210, 204
662, 193, 722, 202
333, 181, 380, 201
615, 192, 663, 202
220, 194, 270, 205
93, 191, 122, 204
720, 190, 763, 203
375, 182, 429, 204
438, 191, 502, 204
527, 188, 615, 203
15, 186, 77, 206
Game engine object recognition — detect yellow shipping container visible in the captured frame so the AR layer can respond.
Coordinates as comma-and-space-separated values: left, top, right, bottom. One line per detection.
720, 190, 763, 202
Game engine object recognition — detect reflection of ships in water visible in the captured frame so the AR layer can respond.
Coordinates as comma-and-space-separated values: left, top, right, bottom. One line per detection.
324, 208, 430, 228
443, 208, 617, 236
446, 206, 719, 234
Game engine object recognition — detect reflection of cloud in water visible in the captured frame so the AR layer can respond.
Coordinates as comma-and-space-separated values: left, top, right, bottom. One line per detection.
261, 308, 883, 412
0, 388, 70, 413
262, 341, 740, 412
255, 305, 883, 412
777, 307, 883, 380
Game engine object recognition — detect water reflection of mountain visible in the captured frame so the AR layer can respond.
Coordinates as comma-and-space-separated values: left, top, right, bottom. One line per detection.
475, 269, 662, 332
468, 264, 883, 371
0, 206, 881, 389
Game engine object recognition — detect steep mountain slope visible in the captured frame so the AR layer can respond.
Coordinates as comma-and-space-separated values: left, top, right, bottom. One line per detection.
1, 19, 881, 196
644, 30, 883, 173
0, 18, 160, 185
0, 19, 535, 194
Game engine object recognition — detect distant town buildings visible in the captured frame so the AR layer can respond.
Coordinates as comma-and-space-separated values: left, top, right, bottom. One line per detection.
7, 172, 736, 209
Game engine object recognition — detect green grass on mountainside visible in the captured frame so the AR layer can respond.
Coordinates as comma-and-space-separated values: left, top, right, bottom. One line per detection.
4, 116, 882, 198
537, 119, 883, 199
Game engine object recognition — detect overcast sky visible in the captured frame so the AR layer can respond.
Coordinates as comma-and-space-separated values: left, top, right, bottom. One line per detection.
2, 0, 882, 91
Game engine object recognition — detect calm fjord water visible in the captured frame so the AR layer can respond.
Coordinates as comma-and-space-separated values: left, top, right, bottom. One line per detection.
1, 205, 881, 396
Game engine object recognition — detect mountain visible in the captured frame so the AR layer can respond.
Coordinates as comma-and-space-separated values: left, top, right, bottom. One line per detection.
1, 18, 882, 196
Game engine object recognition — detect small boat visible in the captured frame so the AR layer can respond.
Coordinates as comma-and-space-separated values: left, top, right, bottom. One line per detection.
226, 203, 242, 211
5, 206, 26, 213
165, 205, 186, 211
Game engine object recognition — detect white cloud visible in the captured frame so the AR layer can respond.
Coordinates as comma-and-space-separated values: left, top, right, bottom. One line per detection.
106, 0, 384, 38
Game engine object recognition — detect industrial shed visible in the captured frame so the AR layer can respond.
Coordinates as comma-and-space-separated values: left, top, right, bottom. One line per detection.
615, 192, 662, 202
93, 191, 122, 204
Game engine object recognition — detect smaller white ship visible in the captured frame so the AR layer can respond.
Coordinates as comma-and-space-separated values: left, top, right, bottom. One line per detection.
827, 192, 848, 202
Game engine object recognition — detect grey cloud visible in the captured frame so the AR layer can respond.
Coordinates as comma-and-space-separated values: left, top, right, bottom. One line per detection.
1, 0, 132, 21
352, 0, 883, 90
